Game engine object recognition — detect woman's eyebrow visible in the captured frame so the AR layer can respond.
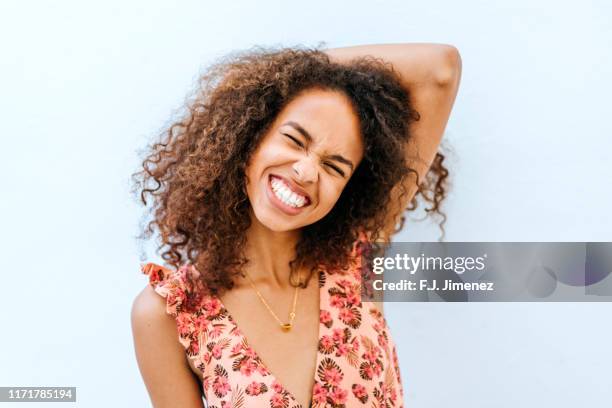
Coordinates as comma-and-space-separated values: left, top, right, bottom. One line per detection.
327, 154, 354, 171
282, 120, 355, 171
283, 120, 314, 143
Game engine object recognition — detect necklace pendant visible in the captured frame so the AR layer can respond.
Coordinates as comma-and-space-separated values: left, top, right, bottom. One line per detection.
280, 323, 292, 332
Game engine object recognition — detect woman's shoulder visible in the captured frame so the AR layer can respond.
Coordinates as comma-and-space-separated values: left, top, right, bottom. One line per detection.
138, 261, 221, 359
131, 268, 189, 365
131, 282, 180, 349
130, 275, 206, 407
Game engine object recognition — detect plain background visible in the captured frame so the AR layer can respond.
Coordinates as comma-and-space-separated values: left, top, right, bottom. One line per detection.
1, 0, 611, 407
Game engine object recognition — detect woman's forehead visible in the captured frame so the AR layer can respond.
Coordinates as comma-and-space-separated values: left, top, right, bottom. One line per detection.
273, 89, 364, 157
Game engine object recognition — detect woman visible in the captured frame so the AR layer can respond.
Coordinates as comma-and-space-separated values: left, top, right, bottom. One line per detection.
131, 44, 461, 407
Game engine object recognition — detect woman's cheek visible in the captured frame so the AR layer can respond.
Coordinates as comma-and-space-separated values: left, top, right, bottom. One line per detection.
320, 181, 344, 208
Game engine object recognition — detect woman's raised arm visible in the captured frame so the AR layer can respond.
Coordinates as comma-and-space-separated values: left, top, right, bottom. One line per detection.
325, 43, 462, 240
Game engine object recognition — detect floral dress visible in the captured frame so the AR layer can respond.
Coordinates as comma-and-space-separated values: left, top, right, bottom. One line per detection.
141, 237, 404, 407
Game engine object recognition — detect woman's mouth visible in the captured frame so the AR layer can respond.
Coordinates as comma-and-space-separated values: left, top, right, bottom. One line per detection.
266, 174, 311, 215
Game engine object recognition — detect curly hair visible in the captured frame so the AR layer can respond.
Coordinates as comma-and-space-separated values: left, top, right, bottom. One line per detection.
131, 45, 450, 297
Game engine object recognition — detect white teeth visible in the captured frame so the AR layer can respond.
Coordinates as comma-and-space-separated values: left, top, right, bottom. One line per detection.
270, 177, 307, 208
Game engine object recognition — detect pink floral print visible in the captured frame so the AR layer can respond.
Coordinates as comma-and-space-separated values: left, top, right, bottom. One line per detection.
141, 236, 404, 407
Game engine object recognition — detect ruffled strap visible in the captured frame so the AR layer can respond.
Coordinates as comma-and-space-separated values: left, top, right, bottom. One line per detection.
350, 229, 378, 301
351, 228, 371, 258
141, 262, 207, 317
141, 262, 212, 357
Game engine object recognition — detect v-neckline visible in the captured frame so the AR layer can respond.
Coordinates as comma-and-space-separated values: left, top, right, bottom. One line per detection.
213, 267, 328, 408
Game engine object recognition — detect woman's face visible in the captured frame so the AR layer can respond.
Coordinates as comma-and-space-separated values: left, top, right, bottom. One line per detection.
245, 87, 364, 232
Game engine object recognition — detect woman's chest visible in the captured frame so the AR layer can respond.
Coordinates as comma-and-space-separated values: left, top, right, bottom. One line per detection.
187, 279, 322, 407
219, 281, 322, 407
182, 270, 401, 407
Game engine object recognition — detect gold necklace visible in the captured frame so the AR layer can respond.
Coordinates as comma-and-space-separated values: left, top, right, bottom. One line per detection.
243, 269, 301, 332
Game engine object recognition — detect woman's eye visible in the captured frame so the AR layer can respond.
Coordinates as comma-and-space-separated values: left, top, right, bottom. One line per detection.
284, 134, 304, 148
325, 163, 345, 177
282, 133, 344, 177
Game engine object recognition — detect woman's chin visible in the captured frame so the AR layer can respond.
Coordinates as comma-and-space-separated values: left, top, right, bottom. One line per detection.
264, 221, 303, 233
251, 209, 304, 233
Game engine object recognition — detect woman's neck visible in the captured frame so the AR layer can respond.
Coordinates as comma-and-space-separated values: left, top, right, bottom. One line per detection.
240, 216, 303, 290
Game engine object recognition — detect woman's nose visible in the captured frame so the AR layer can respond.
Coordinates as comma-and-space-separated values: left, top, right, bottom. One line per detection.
292, 157, 318, 183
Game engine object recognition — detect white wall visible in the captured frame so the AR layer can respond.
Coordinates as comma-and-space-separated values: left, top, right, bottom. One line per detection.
0, 0, 610, 407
